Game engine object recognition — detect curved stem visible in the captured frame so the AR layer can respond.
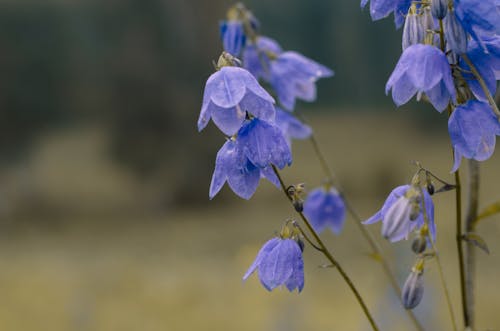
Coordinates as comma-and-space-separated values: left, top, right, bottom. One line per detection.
271, 165, 380, 331
300, 125, 423, 331
462, 54, 500, 119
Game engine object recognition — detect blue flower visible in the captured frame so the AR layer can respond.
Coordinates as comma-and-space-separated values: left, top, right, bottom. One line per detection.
209, 139, 279, 200
237, 118, 292, 169
198, 66, 275, 136
364, 185, 436, 242
454, 0, 500, 50
269, 51, 333, 110
401, 4, 423, 50
243, 237, 304, 292
275, 108, 312, 146
448, 100, 500, 172
444, 8, 468, 54
303, 187, 346, 234
386, 44, 456, 112
360, 0, 411, 28
459, 36, 500, 102
219, 21, 246, 57
243, 36, 282, 81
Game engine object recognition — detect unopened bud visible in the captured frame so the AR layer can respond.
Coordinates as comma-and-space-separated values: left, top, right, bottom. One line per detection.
402, 264, 424, 309
431, 0, 448, 20
402, 5, 424, 50
293, 200, 303, 212
444, 8, 467, 54
412, 236, 427, 254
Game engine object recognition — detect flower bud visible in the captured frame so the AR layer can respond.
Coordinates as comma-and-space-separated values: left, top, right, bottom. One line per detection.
402, 5, 424, 50
444, 8, 467, 54
421, 7, 436, 45
431, 0, 448, 20
411, 236, 427, 254
402, 263, 424, 309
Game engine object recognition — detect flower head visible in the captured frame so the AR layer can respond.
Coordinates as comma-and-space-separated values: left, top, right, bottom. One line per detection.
243, 36, 282, 81
198, 65, 275, 136
386, 44, 456, 112
364, 185, 436, 242
269, 51, 333, 110
448, 100, 500, 172
303, 187, 346, 234
243, 237, 304, 292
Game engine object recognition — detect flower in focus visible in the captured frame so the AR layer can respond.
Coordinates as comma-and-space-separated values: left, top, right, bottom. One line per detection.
237, 118, 292, 169
448, 100, 500, 172
275, 108, 312, 146
385, 44, 456, 112
303, 187, 346, 234
209, 139, 279, 200
198, 65, 275, 136
364, 185, 436, 242
243, 237, 304, 292
269, 51, 333, 110
219, 21, 246, 57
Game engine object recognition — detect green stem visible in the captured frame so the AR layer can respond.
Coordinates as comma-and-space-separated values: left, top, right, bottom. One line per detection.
271, 165, 380, 331
455, 169, 470, 328
305, 130, 424, 330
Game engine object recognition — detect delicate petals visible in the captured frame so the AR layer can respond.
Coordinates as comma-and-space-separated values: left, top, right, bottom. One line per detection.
210, 103, 247, 136
243, 238, 281, 280
303, 188, 346, 234
219, 21, 246, 56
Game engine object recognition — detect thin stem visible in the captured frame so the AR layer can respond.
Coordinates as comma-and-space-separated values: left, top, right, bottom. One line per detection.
429, 241, 459, 331
271, 165, 380, 331
455, 169, 470, 327
465, 160, 480, 328
462, 54, 500, 119
299, 124, 423, 330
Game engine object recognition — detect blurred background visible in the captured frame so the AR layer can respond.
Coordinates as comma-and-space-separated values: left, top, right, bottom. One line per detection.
0, 0, 498, 330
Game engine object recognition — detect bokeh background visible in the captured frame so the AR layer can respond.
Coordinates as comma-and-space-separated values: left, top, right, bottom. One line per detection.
0, 0, 499, 330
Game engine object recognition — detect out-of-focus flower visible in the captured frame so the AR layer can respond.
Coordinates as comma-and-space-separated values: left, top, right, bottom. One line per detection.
243, 36, 282, 81
243, 237, 304, 292
431, 0, 448, 20
448, 100, 500, 172
402, 261, 425, 309
361, 0, 411, 27
386, 44, 456, 112
444, 8, 468, 54
303, 187, 346, 234
275, 108, 312, 146
454, 0, 500, 50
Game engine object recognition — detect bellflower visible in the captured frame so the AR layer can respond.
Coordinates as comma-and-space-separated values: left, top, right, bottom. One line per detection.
364, 185, 436, 242
237, 118, 292, 169
448, 100, 500, 172
275, 108, 312, 146
269, 51, 333, 110
243, 36, 282, 81
386, 44, 456, 112
454, 0, 500, 50
243, 237, 304, 292
303, 187, 346, 234
219, 21, 246, 57
444, 8, 468, 54
209, 139, 279, 200
402, 5, 423, 51
360, 0, 411, 27
198, 66, 275, 136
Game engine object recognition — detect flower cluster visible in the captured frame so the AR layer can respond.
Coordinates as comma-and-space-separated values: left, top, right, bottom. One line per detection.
365, 0, 500, 171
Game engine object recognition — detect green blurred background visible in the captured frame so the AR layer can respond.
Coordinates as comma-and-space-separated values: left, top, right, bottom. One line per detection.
0, 0, 499, 330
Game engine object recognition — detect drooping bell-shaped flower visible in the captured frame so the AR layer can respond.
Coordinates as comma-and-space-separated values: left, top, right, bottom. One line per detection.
303, 187, 346, 234
444, 8, 468, 54
237, 118, 292, 169
198, 64, 275, 136
448, 100, 500, 172
386, 44, 456, 112
269, 52, 333, 110
243, 36, 283, 81
243, 237, 305, 292
209, 139, 279, 200
364, 185, 436, 242
275, 108, 312, 146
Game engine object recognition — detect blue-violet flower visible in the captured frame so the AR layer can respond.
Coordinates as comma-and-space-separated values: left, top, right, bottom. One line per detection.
219, 21, 246, 57
243, 36, 282, 81
303, 187, 346, 234
275, 108, 312, 146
